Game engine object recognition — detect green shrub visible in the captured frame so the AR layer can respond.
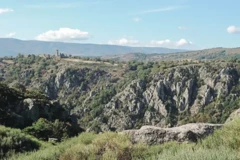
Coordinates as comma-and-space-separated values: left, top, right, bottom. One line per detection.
9, 118, 240, 160
152, 147, 239, 160
0, 126, 43, 159
23, 118, 76, 141
60, 132, 148, 160
9, 132, 96, 160
201, 117, 240, 150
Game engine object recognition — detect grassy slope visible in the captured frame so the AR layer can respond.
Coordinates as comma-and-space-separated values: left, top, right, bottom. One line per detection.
8, 117, 240, 160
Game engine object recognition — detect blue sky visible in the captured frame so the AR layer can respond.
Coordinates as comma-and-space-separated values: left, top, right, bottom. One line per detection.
0, 0, 240, 49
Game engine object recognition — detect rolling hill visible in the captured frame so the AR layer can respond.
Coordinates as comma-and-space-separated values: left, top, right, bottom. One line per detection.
0, 38, 185, 57
102, 47, 240, 61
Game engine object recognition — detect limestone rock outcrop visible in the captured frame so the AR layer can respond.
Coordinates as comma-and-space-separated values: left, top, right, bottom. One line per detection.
122, 123, 223, 145
98, 65, 238, 131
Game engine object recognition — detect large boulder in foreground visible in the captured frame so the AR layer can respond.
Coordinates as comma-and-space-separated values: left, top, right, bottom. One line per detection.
122, 123, 222, 145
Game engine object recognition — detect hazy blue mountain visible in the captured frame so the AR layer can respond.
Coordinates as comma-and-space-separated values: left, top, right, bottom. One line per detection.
102, 47, 240, 61
0, 38, 185, 57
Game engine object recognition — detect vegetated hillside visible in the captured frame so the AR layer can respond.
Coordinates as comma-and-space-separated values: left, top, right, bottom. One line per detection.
0, 80, 83, 146
102, 47, 240, 61
0, 38, 185, 57
0, 82, 72, 128
2, 54, 240, 159
1, 54, 240, 133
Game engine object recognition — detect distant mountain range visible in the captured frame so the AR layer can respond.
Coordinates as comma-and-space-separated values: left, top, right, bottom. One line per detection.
0, 38, 185, 57
102, 47, 240, 61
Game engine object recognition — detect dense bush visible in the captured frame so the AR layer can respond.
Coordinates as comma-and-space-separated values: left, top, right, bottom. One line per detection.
23, 118, 81, 142
0, 126, 43, 159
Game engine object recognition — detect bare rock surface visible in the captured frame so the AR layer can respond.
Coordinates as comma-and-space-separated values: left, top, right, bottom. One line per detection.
122, 123, 223, 145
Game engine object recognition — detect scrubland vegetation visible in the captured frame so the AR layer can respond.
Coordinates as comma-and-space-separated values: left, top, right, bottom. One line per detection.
0, 117, 238, 160
1, 55, 240, 159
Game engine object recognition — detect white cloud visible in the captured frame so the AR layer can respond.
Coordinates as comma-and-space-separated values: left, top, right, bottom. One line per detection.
178, 26, 187, 30
0, 8, 13, 14
133, 17, 141, 22
108, 37, 140, 46
150, 38, 193, 48
150, 39, 171, 46
5, 32, 16, 38
36, 28, 90, 42
176, 39, 192, 46
227, 26, 240, 34
136, 6, 183, 15
108, 37, 194, 49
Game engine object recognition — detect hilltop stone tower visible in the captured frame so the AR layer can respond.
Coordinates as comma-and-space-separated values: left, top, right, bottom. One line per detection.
54, 49, 68, 59
55, 49, 59, 57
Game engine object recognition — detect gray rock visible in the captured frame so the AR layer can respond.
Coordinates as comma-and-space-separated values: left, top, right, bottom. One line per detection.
23, 98, 40, 122
122, 123, 223, 145
102, 80, 146, 131
97, 65, 239, 132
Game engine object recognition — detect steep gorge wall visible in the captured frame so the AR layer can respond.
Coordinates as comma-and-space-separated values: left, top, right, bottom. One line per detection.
95, 65, 239, 131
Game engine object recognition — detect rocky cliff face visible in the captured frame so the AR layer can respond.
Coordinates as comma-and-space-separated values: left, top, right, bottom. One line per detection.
95, 65, 239, 131
30, 67, 108, 102
0, 83, 69, 128
1, 57, 240, 133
